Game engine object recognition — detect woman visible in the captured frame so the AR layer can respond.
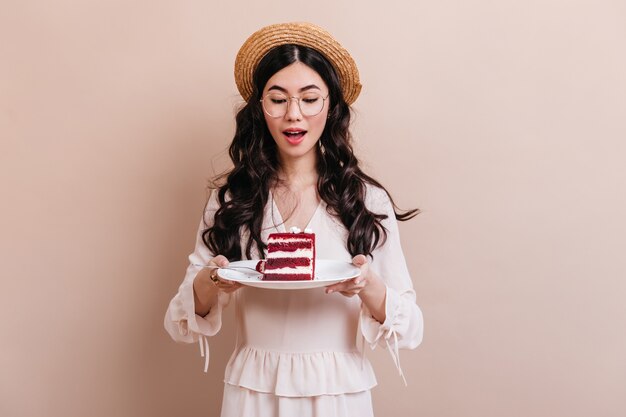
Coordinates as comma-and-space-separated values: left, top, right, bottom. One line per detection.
165, 22, 424, 417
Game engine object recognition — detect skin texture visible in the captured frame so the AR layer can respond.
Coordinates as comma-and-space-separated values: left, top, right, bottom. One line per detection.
194, 62, 386, 323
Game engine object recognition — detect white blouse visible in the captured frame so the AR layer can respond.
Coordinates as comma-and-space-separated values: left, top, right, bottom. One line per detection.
164, 183, 424, 397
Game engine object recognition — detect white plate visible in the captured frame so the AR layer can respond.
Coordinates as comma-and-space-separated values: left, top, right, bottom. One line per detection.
217, 260, 361, 290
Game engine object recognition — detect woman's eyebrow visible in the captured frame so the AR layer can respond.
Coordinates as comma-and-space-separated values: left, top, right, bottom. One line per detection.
299, 84, 321, 92
267, 85, 288, 93
267, 84, 322, 93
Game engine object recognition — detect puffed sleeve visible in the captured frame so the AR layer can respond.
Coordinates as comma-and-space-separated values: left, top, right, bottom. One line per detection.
359, 185, 424, 384
164, 190, 233, 370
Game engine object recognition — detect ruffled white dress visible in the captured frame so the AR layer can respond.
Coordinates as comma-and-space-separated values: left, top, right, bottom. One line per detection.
164, 184, 424, 417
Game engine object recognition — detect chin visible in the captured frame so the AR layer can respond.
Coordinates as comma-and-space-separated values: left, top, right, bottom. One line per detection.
277, 143, 318, 161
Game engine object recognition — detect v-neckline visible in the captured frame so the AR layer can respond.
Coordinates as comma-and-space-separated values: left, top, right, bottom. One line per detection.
270, 190, 322, 233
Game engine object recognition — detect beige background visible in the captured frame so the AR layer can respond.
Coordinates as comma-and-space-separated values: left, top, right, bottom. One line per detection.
1, 1, 625, 416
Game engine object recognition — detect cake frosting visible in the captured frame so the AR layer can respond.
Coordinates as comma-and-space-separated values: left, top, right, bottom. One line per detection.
256, 227, 316, 281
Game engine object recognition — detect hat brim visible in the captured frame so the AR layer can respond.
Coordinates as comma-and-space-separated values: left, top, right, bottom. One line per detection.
234, 22, 362, 105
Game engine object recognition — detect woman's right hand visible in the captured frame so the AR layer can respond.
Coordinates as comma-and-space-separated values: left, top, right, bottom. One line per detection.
193, 255, 242, 316
202, 255, 243, 294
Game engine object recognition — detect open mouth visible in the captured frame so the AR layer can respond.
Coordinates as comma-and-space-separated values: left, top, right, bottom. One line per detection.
282, 129, 307, 144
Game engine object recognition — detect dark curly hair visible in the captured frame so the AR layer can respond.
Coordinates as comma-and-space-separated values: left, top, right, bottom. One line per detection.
203, 44, 418, 261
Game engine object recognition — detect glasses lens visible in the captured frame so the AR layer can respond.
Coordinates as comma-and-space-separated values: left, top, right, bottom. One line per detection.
263, 93, 288, 117
300, 93, 324, 116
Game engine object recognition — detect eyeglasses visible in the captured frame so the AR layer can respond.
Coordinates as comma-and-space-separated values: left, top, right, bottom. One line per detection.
260, 92, 329, 118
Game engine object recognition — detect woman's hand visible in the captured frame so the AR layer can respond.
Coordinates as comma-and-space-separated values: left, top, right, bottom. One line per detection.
324, 254, 387, 323
193, 255, 242, 316
203, 255, 243, 294
324, 255, 375, 297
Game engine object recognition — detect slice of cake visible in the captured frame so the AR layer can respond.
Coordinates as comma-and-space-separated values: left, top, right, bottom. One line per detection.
256, 227, 316, 281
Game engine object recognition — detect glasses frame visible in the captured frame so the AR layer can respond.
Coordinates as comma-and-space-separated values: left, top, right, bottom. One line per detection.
260, 92, 330, 118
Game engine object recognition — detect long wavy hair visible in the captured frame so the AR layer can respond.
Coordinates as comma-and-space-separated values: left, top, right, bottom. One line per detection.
203, 44, 418, 261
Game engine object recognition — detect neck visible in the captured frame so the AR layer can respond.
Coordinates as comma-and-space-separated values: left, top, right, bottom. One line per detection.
276, 155, 318, 190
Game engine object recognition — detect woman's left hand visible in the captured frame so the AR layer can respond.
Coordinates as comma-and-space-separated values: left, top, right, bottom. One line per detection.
325, 254, 387, 323
325, 254, 374, 297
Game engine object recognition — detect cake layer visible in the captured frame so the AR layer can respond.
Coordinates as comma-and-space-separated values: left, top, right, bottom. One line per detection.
268, 233, 313, 239
266, 258, 311, 269
263, 273, 313, 281
268, 241, 313, 252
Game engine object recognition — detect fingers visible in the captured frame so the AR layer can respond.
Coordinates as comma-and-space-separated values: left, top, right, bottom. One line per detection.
352, 254, 370, 277
213, 278, 242, 293
207, 256, 227, 281
210, 255, 229, 268
206, 255, 241, 293
325, 276, 365, 296
352, 254, 368, 267
326, 255, 371, 299
217, 281, 242, 293
326, 277, 359, 291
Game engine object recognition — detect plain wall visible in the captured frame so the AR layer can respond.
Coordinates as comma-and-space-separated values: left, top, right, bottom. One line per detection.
1, 1, 625, 416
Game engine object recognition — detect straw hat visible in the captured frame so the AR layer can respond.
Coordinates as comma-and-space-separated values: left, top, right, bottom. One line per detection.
234, 22, 362, 105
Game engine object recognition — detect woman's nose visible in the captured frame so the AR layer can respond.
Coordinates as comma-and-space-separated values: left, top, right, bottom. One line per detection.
285, 97, 303, 121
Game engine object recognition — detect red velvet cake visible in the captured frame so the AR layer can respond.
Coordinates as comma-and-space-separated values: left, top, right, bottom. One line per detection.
256, 227, 316, 281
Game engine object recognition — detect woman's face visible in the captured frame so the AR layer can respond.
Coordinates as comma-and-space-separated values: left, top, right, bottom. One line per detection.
261, 62, 330, 165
